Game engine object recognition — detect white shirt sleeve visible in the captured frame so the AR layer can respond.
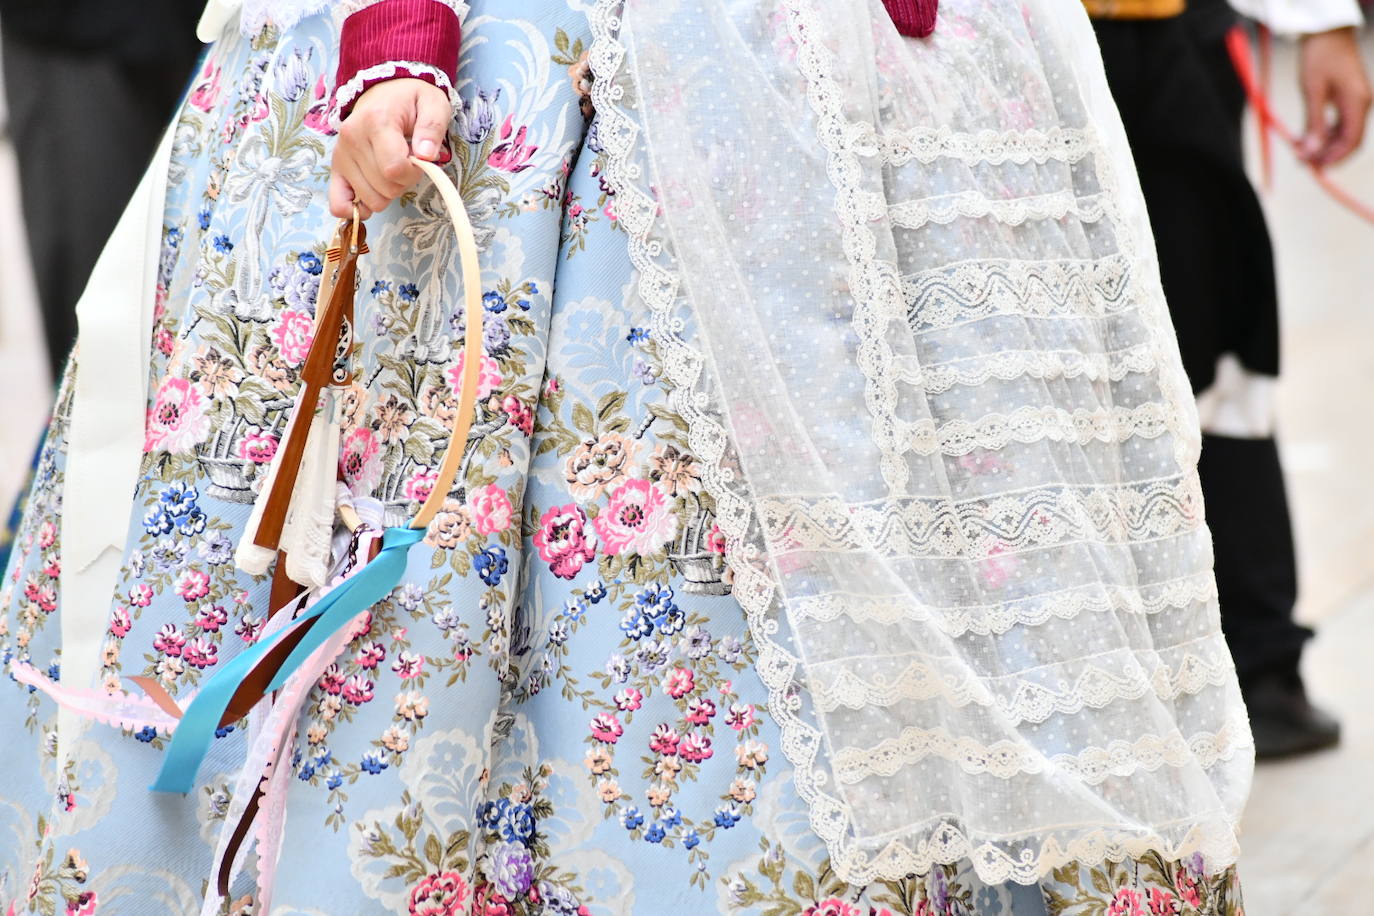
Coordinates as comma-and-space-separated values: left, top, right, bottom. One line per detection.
1227, 0, 1365, 36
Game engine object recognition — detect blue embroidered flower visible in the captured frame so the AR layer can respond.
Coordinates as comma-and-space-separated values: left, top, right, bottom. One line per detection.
45, 662, 59, 682
370, 280, 391, 296
326, 770, 343, 790
212, 234, 234, 254
644, 822, 666, 844
619, 805, 644, 830
626, 327, 649, 345
713, 804, 741, 829
479, 797, 510, 830
197, 205, 212, 231
398, 283, 419, 302
584, 580, 607, 604
655, 604, 686, 636
158, 482, 200, 519
475, 546, 509, 587
134, 727, 157, 743
214, 724, 234, 739
660, 805, 682, 828
360, 751, 388, 775
498, 802, 537, 845
483, 290, 508, 313
562, 597, 588, 621
682, 828, 700, 850
142, 506, 175, 537
619, 608, 655, 641
297, 251, 323, 275
176, 506, 207, 536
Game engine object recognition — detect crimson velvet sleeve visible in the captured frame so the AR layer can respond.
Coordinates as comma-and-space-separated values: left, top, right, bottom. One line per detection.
333, 0, 462, 122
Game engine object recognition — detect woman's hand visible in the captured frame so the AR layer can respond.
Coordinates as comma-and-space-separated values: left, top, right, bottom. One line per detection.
329, 78, 452, 219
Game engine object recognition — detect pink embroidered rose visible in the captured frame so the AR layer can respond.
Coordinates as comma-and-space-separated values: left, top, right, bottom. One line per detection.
153, 624, 186, 657
1174, 870, 1202, 908
304, 75, 337, 134
270, 308, 315, 367
109, 607, 132, 638
488, 115, 538, 172
468, 484, 514, 536
175, 569, 211, 603
664, 667, 695, 699
404, 468, 439, 504
128, 584, 154, 608
1107, 887, 1145, 916
391, 651, 424, 679
533, 505, 597, 580
238, 427, 279, 464
318, 665, 346, 695
725, 702, 755, 731
184, 637, 218, 669
341, 674, 375, 705
38, 521, 56, 550
447, 351, 503, 401
144, 377, 211, 454
1147, 888, 1176, 916
589, 713, 623, 744
706, 524, 727, 555
649, 723, 680, 756
64, 892, 98, 916
189, 62, 222, 112
804, 901, 862, 916
502, 395, 534, 436
593, 479, 678, 557
195, 604, 228, 632
339, 428, 383, 495
614, 687, 643, 712
686, 697, 717, 725
678, 733, 713, 763
154, 327, 176, 357
407, 870, 468, 916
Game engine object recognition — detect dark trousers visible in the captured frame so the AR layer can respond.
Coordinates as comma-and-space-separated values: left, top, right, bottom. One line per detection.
1, 30, 196, 378
1093, 13, 1311, 683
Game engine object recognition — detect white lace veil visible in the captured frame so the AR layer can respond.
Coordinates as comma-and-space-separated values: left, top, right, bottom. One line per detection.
588, 0, 1253, 886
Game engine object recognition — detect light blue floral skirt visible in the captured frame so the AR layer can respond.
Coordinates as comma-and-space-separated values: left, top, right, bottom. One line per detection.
0, 4, 1244, 914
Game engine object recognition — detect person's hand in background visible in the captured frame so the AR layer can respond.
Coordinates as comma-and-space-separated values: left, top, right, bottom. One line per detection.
1298, 26, 1373, 167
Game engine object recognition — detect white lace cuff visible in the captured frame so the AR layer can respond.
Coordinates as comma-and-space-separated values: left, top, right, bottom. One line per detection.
329, 61, 459, 131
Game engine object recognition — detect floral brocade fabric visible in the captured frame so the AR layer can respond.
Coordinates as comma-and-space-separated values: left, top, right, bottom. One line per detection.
0, 3, 1244, 914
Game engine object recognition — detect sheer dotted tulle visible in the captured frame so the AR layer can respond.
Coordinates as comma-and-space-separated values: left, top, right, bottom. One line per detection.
589, 0, 1252, 888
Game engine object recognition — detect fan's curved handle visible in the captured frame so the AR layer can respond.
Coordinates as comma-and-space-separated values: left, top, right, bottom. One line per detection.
407, 156, 484, 531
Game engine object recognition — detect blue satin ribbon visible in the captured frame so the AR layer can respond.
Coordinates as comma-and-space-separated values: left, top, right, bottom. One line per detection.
152, 526, 424, 793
